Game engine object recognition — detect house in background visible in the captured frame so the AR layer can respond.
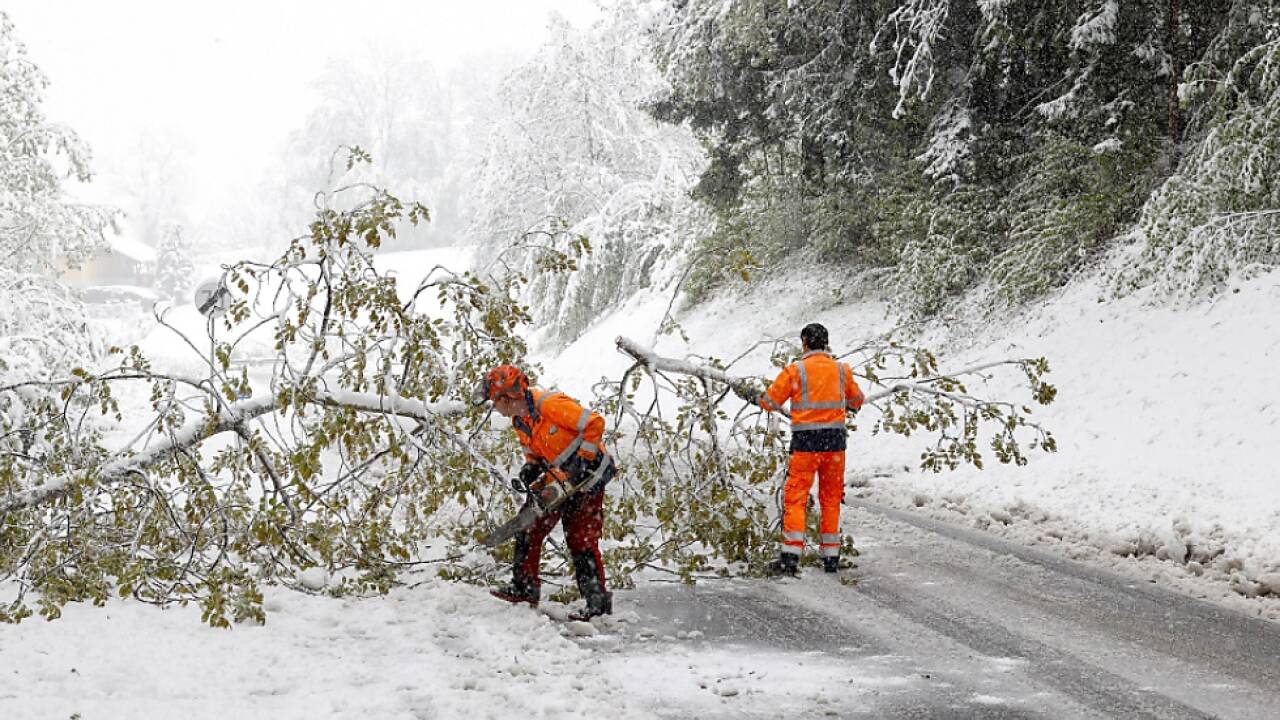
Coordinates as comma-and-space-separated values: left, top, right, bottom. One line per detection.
61, 235, 157, 289
60, 235, 160, 305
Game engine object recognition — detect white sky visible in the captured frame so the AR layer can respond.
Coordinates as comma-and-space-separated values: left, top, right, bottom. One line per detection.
4, 0, 601, 227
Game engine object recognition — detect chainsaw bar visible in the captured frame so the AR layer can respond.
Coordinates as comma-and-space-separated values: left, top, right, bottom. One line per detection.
482, 502, 545, 548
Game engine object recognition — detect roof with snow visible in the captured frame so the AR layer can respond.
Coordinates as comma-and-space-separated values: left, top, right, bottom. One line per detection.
107, 235, 158, 263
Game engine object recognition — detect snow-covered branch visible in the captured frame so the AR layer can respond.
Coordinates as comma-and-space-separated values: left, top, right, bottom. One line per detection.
612, 332, 1056, 471
615, 336, 744, 386
591, 329, 1055, 580
0, 391, 467, 516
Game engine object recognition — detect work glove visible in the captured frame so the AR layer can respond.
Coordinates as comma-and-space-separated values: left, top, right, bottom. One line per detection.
559, 452, 588, 486
512, 461, 545, 493
732, 382, 760, 405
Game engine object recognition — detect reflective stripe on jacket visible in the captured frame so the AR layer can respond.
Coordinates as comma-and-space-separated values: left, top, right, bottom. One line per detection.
759, 351, 865, 432
513, 389, 608, 472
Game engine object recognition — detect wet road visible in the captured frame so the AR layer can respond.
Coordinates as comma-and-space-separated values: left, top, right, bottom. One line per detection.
599, 501, 1280, 719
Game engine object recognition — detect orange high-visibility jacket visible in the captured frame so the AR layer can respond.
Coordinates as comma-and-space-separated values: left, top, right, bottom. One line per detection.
759, 351, 865, 432
514, 389, 608, 473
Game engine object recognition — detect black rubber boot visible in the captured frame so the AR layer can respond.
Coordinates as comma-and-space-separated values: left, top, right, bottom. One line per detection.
823, 556, 840, 574
569, 550, 612, 620
490, 573, 539, 606
492, 533, 540, 606
766, 552, 799, 577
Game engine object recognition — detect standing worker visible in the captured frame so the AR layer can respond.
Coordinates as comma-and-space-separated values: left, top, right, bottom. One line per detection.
736, 323, 864, 575
475, 365, 617, 620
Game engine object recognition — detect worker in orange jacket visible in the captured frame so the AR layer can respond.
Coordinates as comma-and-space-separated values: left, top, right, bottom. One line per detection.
736, 323, 864, 575
477, 365, 617, 619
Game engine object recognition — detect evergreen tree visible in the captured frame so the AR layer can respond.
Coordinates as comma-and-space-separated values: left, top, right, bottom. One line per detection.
1120, 2, 1280, 297
155, 223, 194, 301
652, 1, 1254, 313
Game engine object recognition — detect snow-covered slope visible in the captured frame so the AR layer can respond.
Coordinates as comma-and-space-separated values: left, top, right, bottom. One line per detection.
536, 264, 1280, 618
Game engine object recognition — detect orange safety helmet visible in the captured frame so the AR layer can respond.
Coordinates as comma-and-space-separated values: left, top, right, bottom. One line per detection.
472, 364, 529, 405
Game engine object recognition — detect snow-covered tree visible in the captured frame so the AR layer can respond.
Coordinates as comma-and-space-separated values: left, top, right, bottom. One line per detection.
117, 130, 190, 251
468, 2, 708, 345
0, 155, 556, 625
599, 332, 1057, 578
278, 47, 493, 249
652, 1, 1257, 314
1117, 3, 1280, 297
155, 223, 194, 300
0, 11, 111, 379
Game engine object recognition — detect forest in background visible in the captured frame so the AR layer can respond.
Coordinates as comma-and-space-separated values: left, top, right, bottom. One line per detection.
468, 0, 1280, 339
9, 2, 1279, 357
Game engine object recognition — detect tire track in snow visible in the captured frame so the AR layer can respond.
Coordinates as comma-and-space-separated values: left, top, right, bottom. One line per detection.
621, 578, 890, 653
827, 500, 1280, 718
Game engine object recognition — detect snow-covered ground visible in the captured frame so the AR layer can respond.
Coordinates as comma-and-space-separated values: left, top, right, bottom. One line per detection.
8, 248, 1280, 719
0, 578, 655, 720
0, 559, 905, 718
538, 261, 1280, 619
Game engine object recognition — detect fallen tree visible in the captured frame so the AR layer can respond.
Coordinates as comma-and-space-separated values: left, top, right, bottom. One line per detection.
0, 389, 468, 517
615, 334, 1057, 469
0, 153, 576, 625
1, 152, 1060, 624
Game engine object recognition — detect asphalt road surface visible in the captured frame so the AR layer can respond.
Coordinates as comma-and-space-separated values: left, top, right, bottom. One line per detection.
603, 501, 1280, 719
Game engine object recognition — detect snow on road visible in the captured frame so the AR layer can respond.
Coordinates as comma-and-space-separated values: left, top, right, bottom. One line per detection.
613, 500, 1280, 718
832, 502, 1280, 718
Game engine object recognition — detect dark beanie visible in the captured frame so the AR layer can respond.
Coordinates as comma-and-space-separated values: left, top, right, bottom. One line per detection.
801, 323, 829, 350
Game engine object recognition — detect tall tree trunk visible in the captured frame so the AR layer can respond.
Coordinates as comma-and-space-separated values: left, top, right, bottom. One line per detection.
1166, 0, 1184, 144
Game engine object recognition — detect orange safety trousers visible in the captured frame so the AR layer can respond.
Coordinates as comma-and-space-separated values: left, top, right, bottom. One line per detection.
781, 451, 845, 558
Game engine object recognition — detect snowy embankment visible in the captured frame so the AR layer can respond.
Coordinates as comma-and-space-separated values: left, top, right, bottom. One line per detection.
538, 262, 1280, 620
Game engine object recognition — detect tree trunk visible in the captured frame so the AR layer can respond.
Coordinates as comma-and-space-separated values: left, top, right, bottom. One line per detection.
1166, 0, 1184, 145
